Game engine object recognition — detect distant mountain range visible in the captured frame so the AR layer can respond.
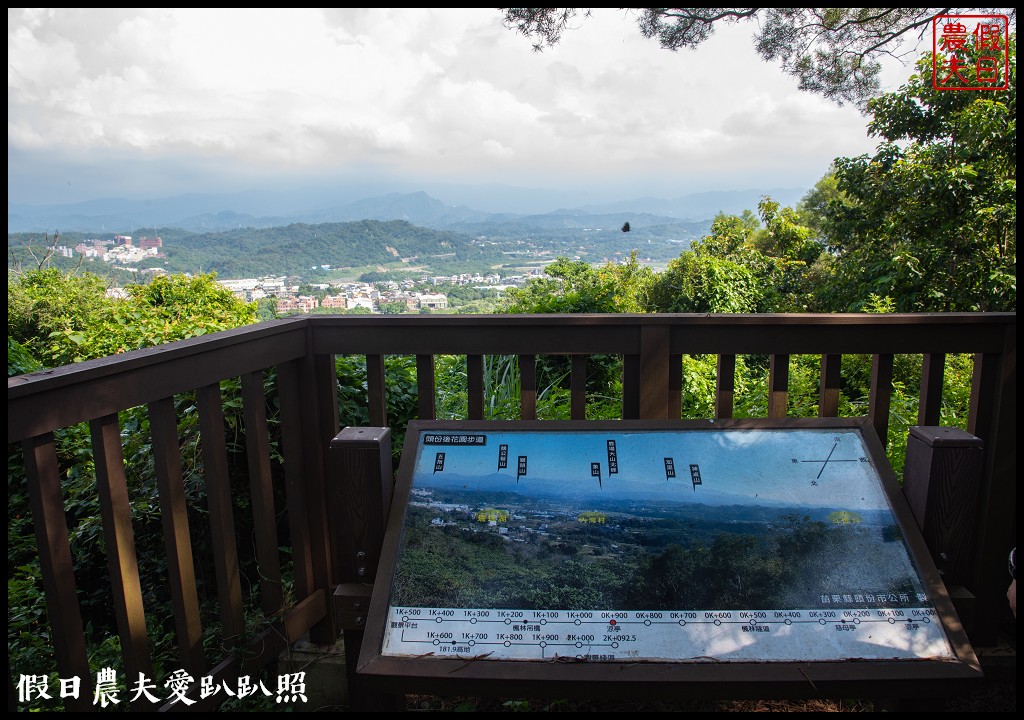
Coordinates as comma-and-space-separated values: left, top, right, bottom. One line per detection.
417, 475, 897, 528
8, 187, 807, 235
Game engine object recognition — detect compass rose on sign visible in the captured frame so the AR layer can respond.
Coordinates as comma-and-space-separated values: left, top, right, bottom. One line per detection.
793, 437, 868, 481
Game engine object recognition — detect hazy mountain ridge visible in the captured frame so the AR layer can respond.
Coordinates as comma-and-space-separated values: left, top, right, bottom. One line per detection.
419, 471, 894, 524
8, 187, 806, 235
9, 186, 808, 277
420, 480, 896, 528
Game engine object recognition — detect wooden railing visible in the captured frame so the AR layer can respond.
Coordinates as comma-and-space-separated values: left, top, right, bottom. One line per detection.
7, 313, 1016, 709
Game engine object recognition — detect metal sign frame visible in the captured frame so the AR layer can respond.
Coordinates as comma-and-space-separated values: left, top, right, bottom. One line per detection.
356, 418, 981, 701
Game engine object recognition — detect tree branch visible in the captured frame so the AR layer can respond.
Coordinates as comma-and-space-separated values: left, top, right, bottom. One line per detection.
498, 7, 1013, 107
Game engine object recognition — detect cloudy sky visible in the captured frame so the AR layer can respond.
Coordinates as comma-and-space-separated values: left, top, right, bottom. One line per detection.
8, 8, 923, 210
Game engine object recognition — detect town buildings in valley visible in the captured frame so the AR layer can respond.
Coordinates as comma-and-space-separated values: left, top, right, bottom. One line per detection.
68, 235, 166, 264
217, 271, 536, 315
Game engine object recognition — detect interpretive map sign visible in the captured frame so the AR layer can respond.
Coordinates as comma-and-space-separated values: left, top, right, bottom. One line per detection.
359, 419, 979, 695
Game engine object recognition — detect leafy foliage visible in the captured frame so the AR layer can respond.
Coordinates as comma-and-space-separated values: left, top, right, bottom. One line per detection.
7, 268, 114, 365
8, 336, 41, 377
8, 270, 257, 367
646, 251, 764, 313
820, 35, 1016, 311
501, 253, 653, 314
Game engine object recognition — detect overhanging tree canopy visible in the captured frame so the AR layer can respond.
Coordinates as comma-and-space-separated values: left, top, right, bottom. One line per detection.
820, 34, 1016, 311
500, 7, 1017, 107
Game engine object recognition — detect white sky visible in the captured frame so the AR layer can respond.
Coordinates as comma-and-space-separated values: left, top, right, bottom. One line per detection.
7, 8, 925, 208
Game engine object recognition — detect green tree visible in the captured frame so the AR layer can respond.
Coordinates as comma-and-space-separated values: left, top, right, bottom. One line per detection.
753, 198, 819, 266
645, 250, 764, 313
500, 8, 1016, 106
751, 198, 825, 311
796, 169, 851, 237
692, 210, 760, 258
645, 198, 822, 313
502, 252, 654, 314
8, 270, 257, 367
7, 268, 114, 365
256, 297, 279, 321
820, 35, 1016, 311
8, 337, 42, 377
503, 258, 606, 314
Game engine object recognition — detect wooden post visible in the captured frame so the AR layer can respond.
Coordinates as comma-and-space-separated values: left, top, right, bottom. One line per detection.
868, 354, 893, 451
329, 427, 403, 711
621, 355, 640, 420
818, 354, 841, 418
902, 426, 984, 634
639, 325, 670, 420
768, 354, 789, 419
716, 354, 735, 419
22, 434, 92, 710
519, 354, 537, 421
571, 355, 587, 420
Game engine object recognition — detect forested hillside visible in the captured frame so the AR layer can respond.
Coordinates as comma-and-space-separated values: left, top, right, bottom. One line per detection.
8, 214, 707, 281
8, 219, 507, 280
167, 219, 501, 276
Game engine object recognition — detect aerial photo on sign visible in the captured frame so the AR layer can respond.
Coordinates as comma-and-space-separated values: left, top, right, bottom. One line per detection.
381, 427, 956, 663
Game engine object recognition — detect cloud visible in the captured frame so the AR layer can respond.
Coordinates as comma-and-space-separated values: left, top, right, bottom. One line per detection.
7, 8, 910, 205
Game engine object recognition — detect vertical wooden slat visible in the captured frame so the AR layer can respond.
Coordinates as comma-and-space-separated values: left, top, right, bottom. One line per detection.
467, 355, 484, 420
570, 355, 587, 420
967, 334, 1017, 646
316, 353, 340, 444
416, 355, 436, 420
968, 352, 994, 439
366, 354, 387, 427
21, 434, 92, 711
622, 355, 640, 420
639, 326, 670, 419
668, 354, 682, 420
196, 383, 245, 648
240, 372, 283, 616
819, 353, 842, 417
274, 347, 334, 644
148, 397, 205, 676
919, 353, 946, 426
518, 354, 537, 421
278, 362, 313, 599
868, 354, 894, 449
308, 354, 337, 644
272, 354, 335, 648
768, 354, 790, 418
90, 414, 154, 704
716, 354, 736, 419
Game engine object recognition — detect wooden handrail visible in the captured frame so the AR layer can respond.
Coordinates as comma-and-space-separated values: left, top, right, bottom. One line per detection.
7, 312, 1016, 710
